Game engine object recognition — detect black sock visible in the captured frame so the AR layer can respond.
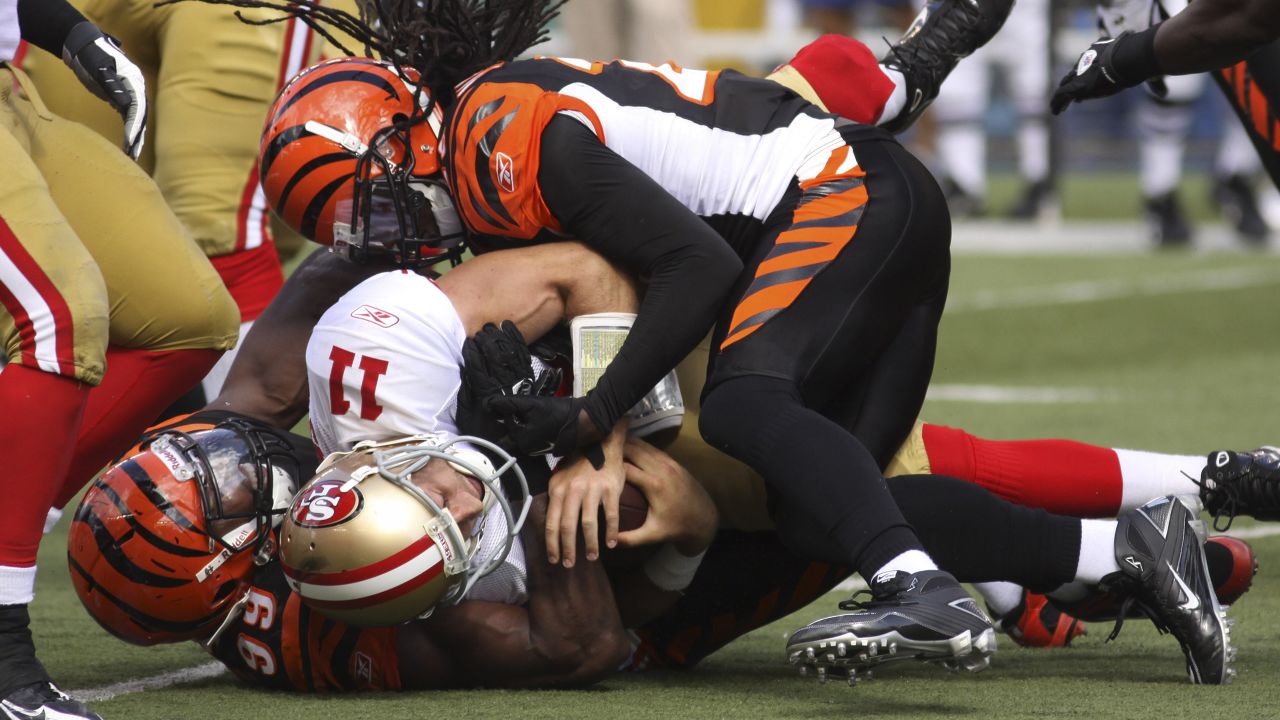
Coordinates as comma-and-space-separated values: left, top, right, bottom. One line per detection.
0, 604, 49, 696
887, 474, 1081, 591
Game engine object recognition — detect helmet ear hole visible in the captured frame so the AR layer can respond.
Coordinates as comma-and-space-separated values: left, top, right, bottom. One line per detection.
213, 580, 238, 604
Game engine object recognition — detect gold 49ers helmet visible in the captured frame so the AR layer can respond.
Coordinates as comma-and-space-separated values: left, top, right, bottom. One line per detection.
68, 416, 304, 645
260, 56, 464, 267
280, 433, 530, 627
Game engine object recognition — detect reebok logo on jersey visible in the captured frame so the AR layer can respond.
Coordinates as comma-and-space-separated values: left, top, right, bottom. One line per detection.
495, 152, 516, 193
351, 305, 399, 328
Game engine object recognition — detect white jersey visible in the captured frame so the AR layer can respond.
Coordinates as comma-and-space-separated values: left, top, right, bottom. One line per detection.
1, 0, 19, 64
305, 269, 529, 604
307, 270, 467, 456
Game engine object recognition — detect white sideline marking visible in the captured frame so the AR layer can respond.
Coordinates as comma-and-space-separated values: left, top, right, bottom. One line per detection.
926, 384, 1114, 404
1219, 524, 1280, 540
68, 661, 226, 703
946, 267, 1280, 314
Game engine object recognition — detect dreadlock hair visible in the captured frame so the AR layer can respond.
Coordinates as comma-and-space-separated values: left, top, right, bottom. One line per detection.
159, 0, 567, 107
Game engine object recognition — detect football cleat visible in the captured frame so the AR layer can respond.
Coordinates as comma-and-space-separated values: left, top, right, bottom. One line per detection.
1213, 174, 1270, 243
998, 590, 1086, 649
1053, 534, 1257, 621
1145, 192, 1193, 247
879, 0, 1015, 132
1199, 447, 1280, 529
1103, 496, 1234, 685
1, 682, 101, 720
786, 569, 996, 682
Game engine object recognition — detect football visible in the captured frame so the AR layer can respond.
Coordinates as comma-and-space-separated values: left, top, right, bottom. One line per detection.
618, 481, 650, 532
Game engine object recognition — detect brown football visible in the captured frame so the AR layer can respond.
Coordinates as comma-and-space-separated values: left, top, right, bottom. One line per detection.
617, 481, 650, 532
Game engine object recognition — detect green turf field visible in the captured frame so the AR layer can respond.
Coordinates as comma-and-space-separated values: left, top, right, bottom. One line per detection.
32, 245, 1280, 718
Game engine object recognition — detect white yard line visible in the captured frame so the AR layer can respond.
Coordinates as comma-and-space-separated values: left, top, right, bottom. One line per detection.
926, 384, 1115, 404
946, 267, 1280, 314
68, 661, 226, 703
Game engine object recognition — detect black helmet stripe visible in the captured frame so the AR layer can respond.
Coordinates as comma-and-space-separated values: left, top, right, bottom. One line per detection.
261, 125, 315, 179
117, 460, 206, 535
301, 173, 356, 240
278, 152, 353, 214
271, 67, 402, 128
92, 482, 210, 559
68, 557, 224, 637
79, 511, 191, 588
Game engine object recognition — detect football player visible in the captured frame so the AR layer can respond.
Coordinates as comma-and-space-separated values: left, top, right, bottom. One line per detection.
1053, 0, 1280, 194
0, 1, 239, 718
68, 237, 1243, 687
216, 0, 1025, 675
17, 0, 361, 400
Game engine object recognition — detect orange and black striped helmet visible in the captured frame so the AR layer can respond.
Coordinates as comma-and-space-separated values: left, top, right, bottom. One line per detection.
260, 57, 464, 268
68, 416, 304, 645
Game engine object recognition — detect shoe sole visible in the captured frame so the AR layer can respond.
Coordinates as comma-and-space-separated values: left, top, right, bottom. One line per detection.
786, 626, 997, 686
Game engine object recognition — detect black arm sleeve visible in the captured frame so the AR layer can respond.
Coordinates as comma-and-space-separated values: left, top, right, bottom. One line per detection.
537, 115, 744, 431
16, 0, 89, 56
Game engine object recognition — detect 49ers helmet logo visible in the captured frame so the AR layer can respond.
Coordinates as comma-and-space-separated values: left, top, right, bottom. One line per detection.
291, 479, 364, 528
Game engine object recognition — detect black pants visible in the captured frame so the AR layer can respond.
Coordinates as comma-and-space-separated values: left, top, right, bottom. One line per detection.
633, 474, 1082, 669
1212, 39, 1280, 191
699, 137, 950, 578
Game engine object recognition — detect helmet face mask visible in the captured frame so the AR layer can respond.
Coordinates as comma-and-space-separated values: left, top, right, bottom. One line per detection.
139, 420, 301, 561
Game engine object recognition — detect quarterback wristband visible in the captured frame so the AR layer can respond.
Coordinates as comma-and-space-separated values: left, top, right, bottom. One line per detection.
1112, 25, 1163, 87
643, 543, 707, 592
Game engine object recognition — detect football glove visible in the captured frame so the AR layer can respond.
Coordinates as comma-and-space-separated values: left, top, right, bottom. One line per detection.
458, 321, 563, 443
1051, 33, 1135, 114
485, 394, 598, 458
61, 21, 146, 159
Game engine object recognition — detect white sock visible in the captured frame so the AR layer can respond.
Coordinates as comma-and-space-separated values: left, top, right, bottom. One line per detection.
1074, 519, 1122, 585
43, 507, 63, 535
1017, 119, 1049, 183
873, 549, 938, 584
1115, 448, 1204, 513
974, 581, 1023, 617
1216, 121, 1261, 177
938, 124, 987, 196
876, 65, 907, 126
0, 565, 37, 606
1137, 101, 1192, 197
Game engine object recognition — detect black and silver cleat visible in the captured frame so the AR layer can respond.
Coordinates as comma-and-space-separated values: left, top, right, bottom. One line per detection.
786, 569, 996, 683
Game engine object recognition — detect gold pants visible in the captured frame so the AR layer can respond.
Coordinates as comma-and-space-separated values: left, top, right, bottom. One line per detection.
0, 66, 237, 384
19, 0, 358, 261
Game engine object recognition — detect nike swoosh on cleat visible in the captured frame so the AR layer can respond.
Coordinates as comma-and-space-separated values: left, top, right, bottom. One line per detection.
1167, 561, 1201, 611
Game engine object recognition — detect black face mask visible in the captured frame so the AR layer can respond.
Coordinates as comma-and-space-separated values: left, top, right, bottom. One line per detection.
333, 120, 466, 268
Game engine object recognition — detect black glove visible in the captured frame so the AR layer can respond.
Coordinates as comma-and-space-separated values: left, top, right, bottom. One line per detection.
484, 394, 600, 457
61, 21, 147, 159
457, 321, 563, 442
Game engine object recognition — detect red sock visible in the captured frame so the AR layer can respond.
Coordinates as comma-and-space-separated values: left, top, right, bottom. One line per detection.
0, 365, 88, 566
921, 423, 1123, 517
782, 35, 894, 124
54, 347, 222, 508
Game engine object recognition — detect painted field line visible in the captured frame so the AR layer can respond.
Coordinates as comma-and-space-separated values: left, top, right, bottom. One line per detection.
947, 267, 1280, 313
69, 661, 226, 703
927, 384, 1114, 404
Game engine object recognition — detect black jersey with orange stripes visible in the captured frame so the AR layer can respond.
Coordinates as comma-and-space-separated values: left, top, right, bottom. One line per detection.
443, 57, 889, 254
207, 561, 403, 692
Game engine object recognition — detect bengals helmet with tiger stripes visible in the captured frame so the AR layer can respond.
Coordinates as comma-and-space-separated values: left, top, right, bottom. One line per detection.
260, 57, 464, 267
67, 415, 304, 645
